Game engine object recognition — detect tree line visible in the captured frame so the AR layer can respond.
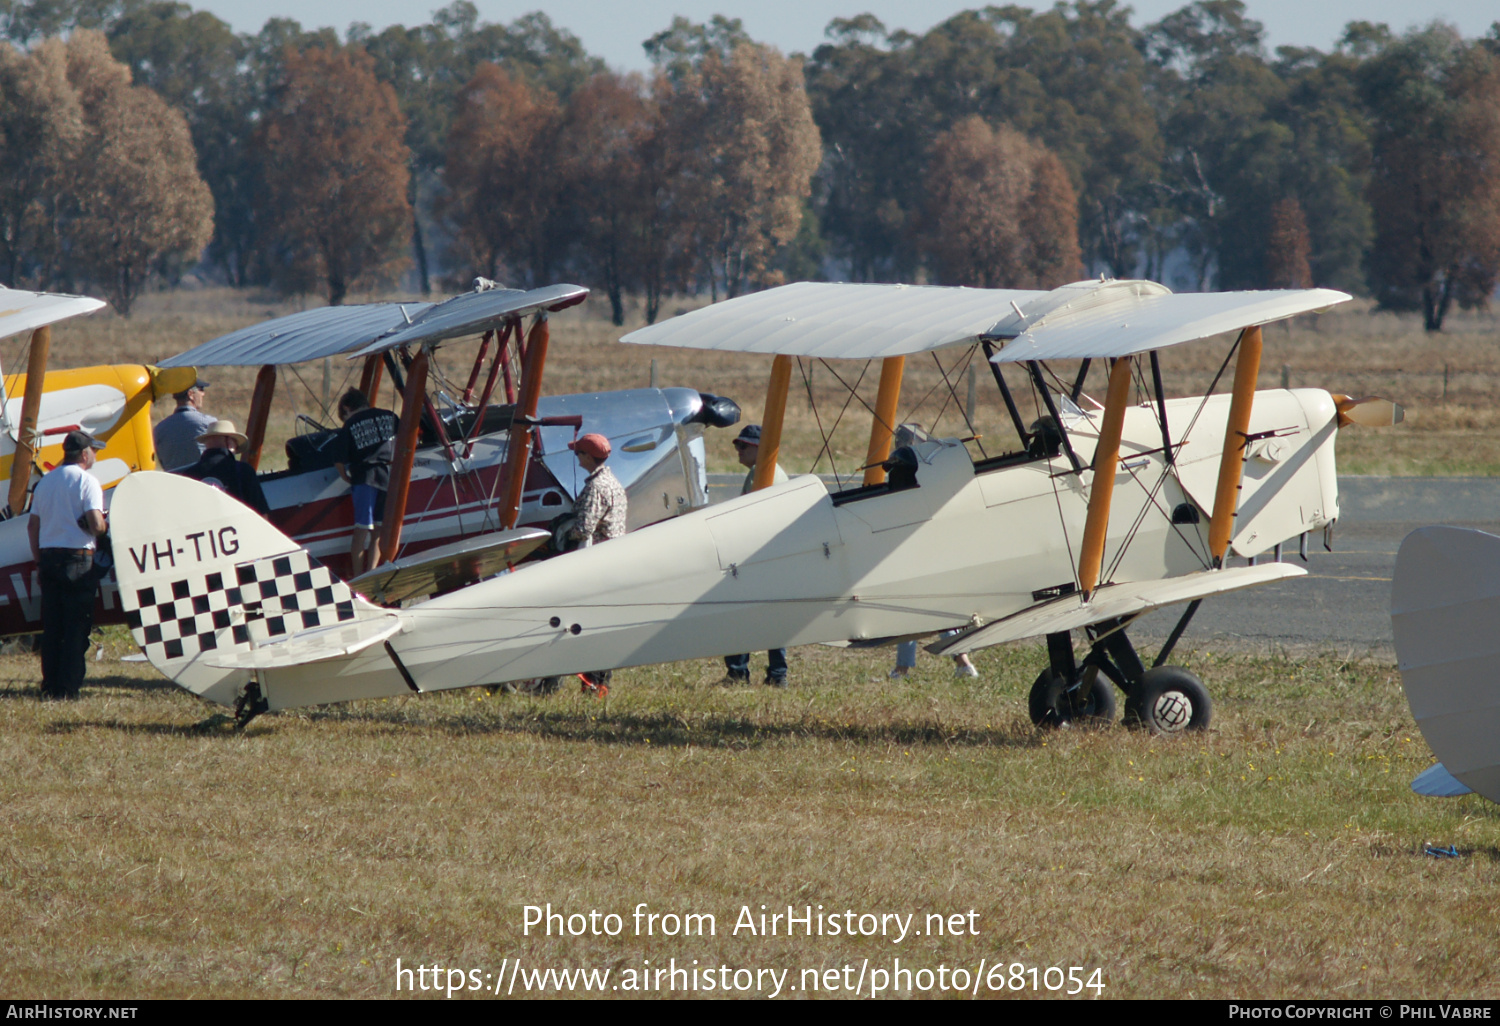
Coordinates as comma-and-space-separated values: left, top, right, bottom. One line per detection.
0, 1, 1497, 330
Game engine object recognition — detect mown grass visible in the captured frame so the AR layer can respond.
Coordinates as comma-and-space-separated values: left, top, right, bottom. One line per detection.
0, 636, 1495, 999
23, 286, 1500, 476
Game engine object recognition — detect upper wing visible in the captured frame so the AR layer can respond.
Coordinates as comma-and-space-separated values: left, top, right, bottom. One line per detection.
159, 303, 434, 367
347, 526, 552, 605
618, 279, 1349, 361
619, 281, 1046, 358
929, 563, 1307, 655
989, 280, 1350, 363
0, 287, 106, 342
348, 284, 589, 356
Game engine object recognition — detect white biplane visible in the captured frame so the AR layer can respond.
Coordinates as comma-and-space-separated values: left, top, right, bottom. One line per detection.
110, 278, 1394, 728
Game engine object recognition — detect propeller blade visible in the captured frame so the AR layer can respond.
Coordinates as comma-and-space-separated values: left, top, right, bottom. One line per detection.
1333, 394, 1404, 428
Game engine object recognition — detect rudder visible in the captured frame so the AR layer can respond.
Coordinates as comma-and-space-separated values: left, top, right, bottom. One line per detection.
111, 471, 385, 707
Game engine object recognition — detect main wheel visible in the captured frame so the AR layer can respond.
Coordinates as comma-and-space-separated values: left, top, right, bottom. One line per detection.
1028, 666, 1118, 727
1124, 666, 1211, 733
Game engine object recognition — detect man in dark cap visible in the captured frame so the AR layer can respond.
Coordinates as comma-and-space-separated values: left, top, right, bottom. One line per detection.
27, 430, 106, 699
722, 423, 790, 687
154, 377, 215, 471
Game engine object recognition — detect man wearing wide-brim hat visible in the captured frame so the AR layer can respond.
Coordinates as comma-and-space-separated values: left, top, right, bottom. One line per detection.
177, 419, 270, 516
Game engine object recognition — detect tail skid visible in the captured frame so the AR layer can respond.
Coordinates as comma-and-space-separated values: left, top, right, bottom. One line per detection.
112, 472, 396, 707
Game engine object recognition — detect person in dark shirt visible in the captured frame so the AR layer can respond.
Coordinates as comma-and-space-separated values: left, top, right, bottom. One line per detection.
178, 419, 270, 517
335, 388, 399, 576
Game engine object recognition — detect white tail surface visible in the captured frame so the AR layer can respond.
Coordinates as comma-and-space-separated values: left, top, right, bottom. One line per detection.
111, 471, 392, 707
1392, 525, 1500, 803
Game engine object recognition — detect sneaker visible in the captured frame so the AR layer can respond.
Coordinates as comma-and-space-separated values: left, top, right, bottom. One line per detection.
716, 673, 751, 687
764, 675, 787, 688
888, 667, 912, 680
954, 663, 979, 679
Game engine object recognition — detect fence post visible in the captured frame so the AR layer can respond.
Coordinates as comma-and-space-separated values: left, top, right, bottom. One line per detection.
1280, 364, 1290, 390
650, 358, 658, 389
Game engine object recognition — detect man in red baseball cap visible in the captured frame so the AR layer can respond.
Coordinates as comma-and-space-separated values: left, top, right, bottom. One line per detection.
566, 433, 626, 548
565, 432, 627, 697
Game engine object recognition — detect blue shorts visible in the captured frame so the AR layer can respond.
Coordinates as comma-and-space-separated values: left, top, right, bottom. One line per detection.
351, 484, 386, 529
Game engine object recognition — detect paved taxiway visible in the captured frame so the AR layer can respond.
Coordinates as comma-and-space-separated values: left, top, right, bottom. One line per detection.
1132, 477, 1500, 657
707, 475, 1498, 657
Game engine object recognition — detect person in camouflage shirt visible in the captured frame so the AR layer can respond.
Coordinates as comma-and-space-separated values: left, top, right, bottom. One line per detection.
565, 432, 625, 697
568, 432, 627, 546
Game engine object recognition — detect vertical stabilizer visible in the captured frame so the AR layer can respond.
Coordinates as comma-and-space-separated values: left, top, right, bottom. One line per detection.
1392, 525, 1500, 803
111, 471, 392, 707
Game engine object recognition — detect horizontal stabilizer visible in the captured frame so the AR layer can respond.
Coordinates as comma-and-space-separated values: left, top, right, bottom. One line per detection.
929, 563, 1306, 655
203, 615, 401, 669
348, 527, 551, 604
1411, 763, 1472, 798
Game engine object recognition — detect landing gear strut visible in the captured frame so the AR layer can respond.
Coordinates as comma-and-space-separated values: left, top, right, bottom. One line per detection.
1026, 617, 1211, 733
234, 679, 268, 730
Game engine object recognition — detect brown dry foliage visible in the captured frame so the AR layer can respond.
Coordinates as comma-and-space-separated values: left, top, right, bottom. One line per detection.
556, 72, 654, 324
0, 32, 211, 314
259, 47, 412, 305
924, 117, 1083, 289
442, 64, 562, 288
664, 43, 822, 298
0, 38, 83, 288
1266, 198, 1313, 289
62, 31, 213, 316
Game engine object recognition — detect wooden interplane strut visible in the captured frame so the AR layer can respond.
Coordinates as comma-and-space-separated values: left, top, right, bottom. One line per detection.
242, 364, 277, 470
497, 316, 550, 529
379, 348, 430, 564
9, 326, 50, 514
1208, 326, 1263, 563
1077, 356, 1135, 597
862, 356, 905, 486
358, 353, 384, 407
752, 355, 793, 491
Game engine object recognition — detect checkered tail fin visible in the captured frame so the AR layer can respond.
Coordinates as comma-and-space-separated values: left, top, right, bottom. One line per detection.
110, 471, 392, 707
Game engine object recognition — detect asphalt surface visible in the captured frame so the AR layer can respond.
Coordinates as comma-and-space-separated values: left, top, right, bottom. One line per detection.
708, 474, 1500, 657
1130, 477, 1500, 658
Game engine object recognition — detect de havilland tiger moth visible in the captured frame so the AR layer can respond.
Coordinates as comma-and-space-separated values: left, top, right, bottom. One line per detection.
109, 278, 1400, 728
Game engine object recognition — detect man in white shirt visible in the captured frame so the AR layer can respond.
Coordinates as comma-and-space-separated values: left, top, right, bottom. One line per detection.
28, 430, 106, 699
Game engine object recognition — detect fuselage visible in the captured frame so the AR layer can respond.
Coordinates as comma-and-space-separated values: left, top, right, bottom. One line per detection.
252, 388, 1340, 710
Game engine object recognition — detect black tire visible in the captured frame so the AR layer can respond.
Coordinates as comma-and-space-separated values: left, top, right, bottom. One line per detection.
1028, 667, 1118, 727
1124, 665, 1211, 733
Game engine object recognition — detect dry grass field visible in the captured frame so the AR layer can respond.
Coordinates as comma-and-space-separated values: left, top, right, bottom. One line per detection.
26, 284, 1500, 476
0, 636, 1495, 999
3, 286, 1497, 1000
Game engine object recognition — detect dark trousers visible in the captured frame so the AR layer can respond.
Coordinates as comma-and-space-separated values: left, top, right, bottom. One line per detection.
725, 649, 787, 682
39, 549, 96, 698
